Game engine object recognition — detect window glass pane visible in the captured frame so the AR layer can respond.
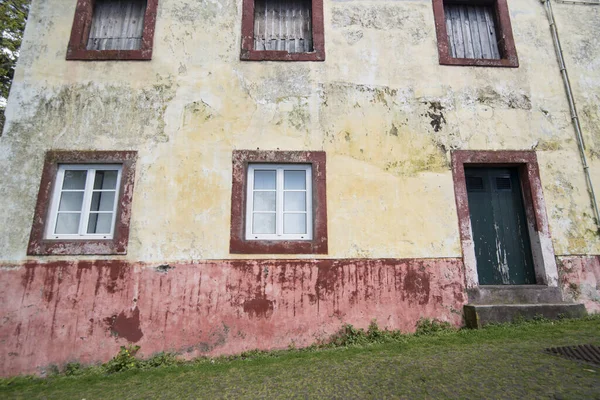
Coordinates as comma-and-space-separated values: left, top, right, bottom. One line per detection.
90, 192, 116, 212
284, 192, 306, 212
254, 170, 276, 190
284, 213, 307, 234
93, 170, 119, 190
62, 170, 87, 190
55, 213, 81, 234
253, 191, 276, 212
58, 192, 84, 211
252, 213, 276, 234
284, 170, 306, 190
87, 213, 113, 234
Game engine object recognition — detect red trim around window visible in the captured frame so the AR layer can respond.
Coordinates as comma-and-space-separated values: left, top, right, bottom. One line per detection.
240, 0, 325, 61
432, 0, 518, 68
27, 151, 137, 255
230, 150, 328, 254
66, 0, 158, 61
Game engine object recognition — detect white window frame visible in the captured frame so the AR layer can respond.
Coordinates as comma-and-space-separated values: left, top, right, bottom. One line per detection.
246, 164, 313, 241
46, 164, 123, 240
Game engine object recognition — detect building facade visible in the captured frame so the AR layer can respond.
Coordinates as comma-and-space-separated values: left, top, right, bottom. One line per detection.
1, 0, 599, 376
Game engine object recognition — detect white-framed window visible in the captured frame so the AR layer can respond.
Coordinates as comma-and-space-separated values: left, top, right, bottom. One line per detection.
46, 164, 122, 239
246, 164, 313, 240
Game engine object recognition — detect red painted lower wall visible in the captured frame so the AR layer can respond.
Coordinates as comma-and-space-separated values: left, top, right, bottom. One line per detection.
0, 258, 466, 376
558, 256, 600, 314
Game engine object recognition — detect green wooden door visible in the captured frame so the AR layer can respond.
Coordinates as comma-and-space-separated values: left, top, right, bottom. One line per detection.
465, 167, 536, 285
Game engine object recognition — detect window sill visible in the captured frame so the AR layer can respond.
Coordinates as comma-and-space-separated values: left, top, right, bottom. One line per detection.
240, 49, 325, 62
229, 238, 327, 254
27, 239, 127, 256
439, 56, 519, 68
66, 48, 153, 61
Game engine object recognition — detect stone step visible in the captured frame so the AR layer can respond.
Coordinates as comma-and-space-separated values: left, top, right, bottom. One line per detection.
467, 285, 563, 305
464, 303, 587, 329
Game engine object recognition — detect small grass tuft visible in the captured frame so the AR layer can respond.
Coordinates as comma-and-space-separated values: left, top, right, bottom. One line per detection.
329, 320, 407, 347
63, 362, 83, 376
415, 318, 455, 336
104, 345, 141, 374
139, 352, 181, 370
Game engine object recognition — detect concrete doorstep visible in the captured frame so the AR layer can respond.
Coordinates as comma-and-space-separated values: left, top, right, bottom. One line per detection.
464, 285, 587, 328
464, 303, 587, 329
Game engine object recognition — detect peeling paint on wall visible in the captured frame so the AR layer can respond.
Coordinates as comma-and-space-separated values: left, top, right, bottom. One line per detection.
0, 258, 466, 376
558, 256, 600, 313
4, 81, 175, 145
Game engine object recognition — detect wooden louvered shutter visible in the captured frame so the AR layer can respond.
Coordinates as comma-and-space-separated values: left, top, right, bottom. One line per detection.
466, 175, 485, 192
444, 3, 501, 60
495, 176, 512, 191
87, 0, 147, 51
253, 0, 313, 53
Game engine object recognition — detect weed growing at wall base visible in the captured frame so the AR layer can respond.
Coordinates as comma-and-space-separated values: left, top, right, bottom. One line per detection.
105, 346, 141, 373
329, 320, 409, 346
414, 318, 454, 335
2, 315, 599, 382
1, 315, 599, 399
327, 318, 455, 346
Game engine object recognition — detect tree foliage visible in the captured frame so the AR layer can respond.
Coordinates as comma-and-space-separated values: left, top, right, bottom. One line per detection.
0, 0, 29, 126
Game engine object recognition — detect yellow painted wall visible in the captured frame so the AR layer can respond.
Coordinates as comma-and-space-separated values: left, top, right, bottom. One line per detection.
1, 0, 599, 262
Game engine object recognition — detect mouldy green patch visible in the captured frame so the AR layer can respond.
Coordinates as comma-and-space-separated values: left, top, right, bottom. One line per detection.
536, 139, 563, 151
567, 282, 582, 300
474, 86, 532, 110
287, 103, 310, 131
183, 100, 215, 125
581, 104, 600, 159
5, 81, 176, 146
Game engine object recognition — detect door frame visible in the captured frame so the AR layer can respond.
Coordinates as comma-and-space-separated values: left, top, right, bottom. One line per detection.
451, 150, 558, 289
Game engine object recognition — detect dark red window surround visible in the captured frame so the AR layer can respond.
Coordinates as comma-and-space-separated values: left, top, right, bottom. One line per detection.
28, 151, 137, 255
432, 0, 518, 68
240, 0, 325, 61
230, 150, 328, 254
66, 0, 158, 61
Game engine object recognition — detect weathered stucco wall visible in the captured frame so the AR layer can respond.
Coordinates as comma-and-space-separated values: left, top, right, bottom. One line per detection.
1, 0, 600, 377
1, 0, 600, 262
552, 3, 600, 255
0, 258, 465, 376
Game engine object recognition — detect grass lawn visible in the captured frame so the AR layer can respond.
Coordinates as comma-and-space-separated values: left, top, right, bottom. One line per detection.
2, 317, 600, 399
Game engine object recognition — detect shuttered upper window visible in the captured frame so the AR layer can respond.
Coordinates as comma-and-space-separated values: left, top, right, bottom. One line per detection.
444, 4, 500, 60
240, 0, 325, 61
432, 0, 518, 67
87, 0, 147, 51
254, 0, 313, 53
67, 0, 158, 60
